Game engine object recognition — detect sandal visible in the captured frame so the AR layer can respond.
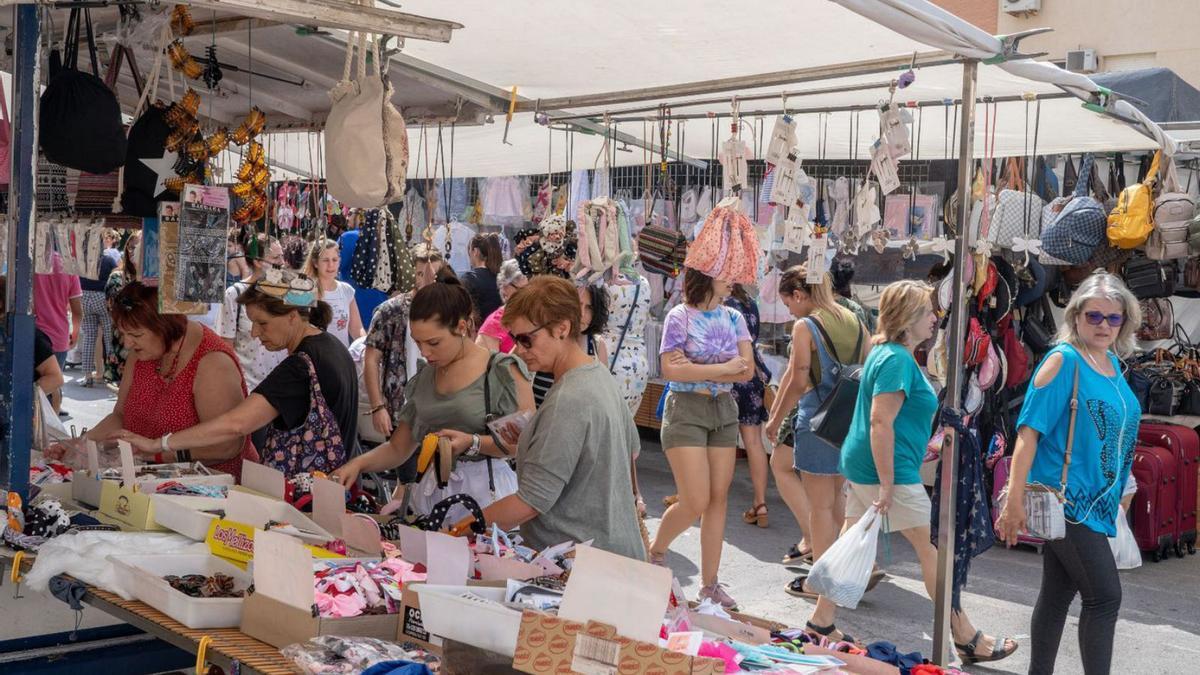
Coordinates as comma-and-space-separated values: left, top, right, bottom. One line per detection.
784, 575, 820, 600
742, 503, 769, 528
954, 630, 1018, 664
781, 542, 813, 566
804, 621, 855, 645
866, 567, 888, 592
662, 494, 679, 507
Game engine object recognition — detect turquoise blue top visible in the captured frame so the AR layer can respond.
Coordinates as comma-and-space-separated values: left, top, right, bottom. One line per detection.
840, 342, 938, 486
1017, 343, 1139, 537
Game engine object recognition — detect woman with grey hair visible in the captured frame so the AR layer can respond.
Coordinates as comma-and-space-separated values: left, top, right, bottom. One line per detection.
997, 270, 1141, 675
476, 260, 529, 353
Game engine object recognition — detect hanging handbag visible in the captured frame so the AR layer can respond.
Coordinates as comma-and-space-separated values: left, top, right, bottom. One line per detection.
1022, 294, 1058, 354
637, 223, 688, 277
1146, 158, 1195, 260
989, 158, 1046, 249
325, 6, 408, 208
1108, 151, 1161, 249
1136, 298, 1174, 341
39, 8, 127, 174
1042, 154, 1107, 264
349, 211, 380, 288
996, 363, 1079, 541
1122, 255, 1176, 299
807, 318, 866, 448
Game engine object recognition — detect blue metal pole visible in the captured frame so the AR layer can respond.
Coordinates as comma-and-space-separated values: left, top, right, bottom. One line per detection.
2, 4, 41, 503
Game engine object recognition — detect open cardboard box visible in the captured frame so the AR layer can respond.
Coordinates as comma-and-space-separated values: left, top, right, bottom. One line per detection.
72, 440, 232, 507
152, 494, 226, 541
511, 610, 725, 675
240, 530, 400, 648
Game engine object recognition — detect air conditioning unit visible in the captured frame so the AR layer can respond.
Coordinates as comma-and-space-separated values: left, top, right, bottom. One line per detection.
1066, 49, 1099, 73
1003, 0, 1042, 14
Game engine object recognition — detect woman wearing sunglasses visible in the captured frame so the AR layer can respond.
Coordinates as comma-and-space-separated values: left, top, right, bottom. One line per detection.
471, 276, 644, 559
998, 271, 1141, 675
333, 276, 535, 522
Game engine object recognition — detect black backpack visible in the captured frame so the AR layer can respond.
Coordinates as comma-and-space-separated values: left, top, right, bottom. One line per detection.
121, 103, 199, 217
39, 8, 127, 174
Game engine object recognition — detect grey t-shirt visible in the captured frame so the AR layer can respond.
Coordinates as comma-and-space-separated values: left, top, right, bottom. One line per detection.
516, 362, 645, 560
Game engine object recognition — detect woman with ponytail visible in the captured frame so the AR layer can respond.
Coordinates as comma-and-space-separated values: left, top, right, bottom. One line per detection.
116, 267, 360, 479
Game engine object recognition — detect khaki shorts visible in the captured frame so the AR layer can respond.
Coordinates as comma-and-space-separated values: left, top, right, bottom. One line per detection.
844, 482, 932, 533
660, 391, 739, 450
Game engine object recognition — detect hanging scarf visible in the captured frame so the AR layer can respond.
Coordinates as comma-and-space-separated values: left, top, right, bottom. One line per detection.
929, 408, 993, 611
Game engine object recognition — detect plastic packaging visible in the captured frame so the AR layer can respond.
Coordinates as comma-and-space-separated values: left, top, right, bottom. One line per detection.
1109, 506, 1142, 570
806, 505, 882, 609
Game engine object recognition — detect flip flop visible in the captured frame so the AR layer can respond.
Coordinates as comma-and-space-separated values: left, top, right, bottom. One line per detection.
955, 630, 1019, 664
866, 568, 888, 592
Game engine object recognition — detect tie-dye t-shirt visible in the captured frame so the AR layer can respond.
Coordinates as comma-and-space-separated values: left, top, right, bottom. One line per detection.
660, 304, 751, 394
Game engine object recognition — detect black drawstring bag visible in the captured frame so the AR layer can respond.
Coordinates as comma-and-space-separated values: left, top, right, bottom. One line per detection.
39, 8, 127, 174
121, 104, 184, 216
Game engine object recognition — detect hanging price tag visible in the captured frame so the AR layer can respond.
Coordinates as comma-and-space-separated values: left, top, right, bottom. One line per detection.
770, 151, 802, 206
783, 210, 810, 254
806, 237, 829, 283
765, 115, 797, 166
871, 141, 901, 196
854, 180, 881, 233
880, 102, 912, 158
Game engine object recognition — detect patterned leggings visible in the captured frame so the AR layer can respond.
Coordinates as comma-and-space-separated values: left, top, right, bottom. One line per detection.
79, 290, 112, 375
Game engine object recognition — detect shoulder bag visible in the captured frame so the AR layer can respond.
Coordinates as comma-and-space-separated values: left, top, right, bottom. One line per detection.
1108, 150, 1160, 249
1122, 255, 1176, 299
1146, 158, 1195, 260
997, 362, 1079, 541
1042, 154, 1107, 264
39, 8, 127, 174
807, 317, 866, 448
324, 2, 409, 208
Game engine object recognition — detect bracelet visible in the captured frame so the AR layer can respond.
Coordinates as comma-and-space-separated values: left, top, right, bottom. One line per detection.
153, 452, 164, 464
368, 404, 387, 415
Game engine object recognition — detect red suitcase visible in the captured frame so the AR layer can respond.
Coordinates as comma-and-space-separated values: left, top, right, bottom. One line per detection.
1138, 422, 1199, 556
992, 455, 1047, 547
1131, 444, 1178, 562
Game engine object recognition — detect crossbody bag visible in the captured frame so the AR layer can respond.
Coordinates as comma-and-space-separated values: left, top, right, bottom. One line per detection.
997, 362, 1079, 541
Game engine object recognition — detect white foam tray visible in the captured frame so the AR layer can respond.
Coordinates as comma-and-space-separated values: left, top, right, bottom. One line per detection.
413, 584, 523, 657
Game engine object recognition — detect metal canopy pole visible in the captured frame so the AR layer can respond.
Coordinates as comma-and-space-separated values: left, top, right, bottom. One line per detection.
2, 4, 41, 503
932, 58, 978, 667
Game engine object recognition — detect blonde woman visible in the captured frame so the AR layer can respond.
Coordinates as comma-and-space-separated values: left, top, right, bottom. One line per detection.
805, 280, 1016, 665
997, 271, 1140, 675
764, 265, 868, 597
304, 240, 364, 347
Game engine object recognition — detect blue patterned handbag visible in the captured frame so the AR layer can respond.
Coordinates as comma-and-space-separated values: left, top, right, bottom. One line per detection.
1041, 154, 1107, 264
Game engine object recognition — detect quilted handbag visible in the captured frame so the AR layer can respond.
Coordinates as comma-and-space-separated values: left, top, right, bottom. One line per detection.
1042, 154, 1107, 264
989, 158, 1045, 248
1147, 158, 1194, 260
1122, 255, 1176, 300
637, 224, 688, 277
325, 6, 408, 208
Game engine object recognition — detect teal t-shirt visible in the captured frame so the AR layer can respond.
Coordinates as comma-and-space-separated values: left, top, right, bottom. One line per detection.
840, 342, 938, 485
1016, 344, 1139, 537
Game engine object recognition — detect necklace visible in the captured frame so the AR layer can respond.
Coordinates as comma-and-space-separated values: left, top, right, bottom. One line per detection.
157, 340, 184, 380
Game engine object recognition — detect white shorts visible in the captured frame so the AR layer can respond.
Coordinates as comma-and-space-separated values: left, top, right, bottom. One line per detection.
844, 482, 932, 533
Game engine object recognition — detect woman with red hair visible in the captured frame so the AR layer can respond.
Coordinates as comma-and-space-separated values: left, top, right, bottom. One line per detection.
81, 282, 257, 479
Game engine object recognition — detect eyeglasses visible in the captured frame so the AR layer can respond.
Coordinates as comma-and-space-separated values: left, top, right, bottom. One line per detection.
508, 323, 547, 349
1083, 311, 1124, 327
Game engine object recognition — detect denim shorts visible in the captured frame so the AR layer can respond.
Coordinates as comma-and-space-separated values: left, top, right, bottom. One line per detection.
660, 391, 739, 450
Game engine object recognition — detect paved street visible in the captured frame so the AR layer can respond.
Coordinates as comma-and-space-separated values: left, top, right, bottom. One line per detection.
5, 378, 1199, 674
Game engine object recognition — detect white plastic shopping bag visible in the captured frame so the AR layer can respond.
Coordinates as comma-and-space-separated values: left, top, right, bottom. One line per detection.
807, 505, 883, 609
1109, 506, 1142, 570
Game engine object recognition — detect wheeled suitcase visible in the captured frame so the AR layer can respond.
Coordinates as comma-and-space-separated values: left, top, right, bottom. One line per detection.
992, 455, 1047, 547
1131, 443, 1178, 562
1139, 422, 1199, 555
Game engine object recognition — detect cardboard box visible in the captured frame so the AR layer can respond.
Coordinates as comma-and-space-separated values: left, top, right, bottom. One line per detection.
511, 610, 724, 675
152, 494, 225, 541
399, 580, 509, 655
97, 480, 167, 531
239, 530, 398, 648
71, 440, 232, 507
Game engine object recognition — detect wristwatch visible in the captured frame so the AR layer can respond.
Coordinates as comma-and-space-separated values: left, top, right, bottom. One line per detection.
464, 433, 481, 458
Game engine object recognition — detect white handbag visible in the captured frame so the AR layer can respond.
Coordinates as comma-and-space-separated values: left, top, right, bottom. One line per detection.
325, 4, 408, 209
1147, 158, 1195, 260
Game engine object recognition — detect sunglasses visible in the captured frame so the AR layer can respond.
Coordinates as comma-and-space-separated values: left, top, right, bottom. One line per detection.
508, 323, 547, 349
1083, 311, 1124, 327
